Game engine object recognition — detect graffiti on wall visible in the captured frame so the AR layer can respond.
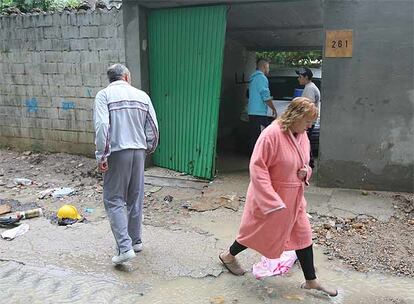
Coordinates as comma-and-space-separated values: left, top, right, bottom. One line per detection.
62, 100, 75, 111
25, 98, 38, 113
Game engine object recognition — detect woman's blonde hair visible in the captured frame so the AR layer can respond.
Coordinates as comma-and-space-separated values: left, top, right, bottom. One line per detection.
278, 97, 318, 131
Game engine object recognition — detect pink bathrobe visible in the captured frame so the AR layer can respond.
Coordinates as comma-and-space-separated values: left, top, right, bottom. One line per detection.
237, 122, 313, 259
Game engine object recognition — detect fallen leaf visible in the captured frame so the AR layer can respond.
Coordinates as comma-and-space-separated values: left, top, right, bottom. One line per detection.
189, 194, 240, 212
283, 294, 304, 300
210, 296, 225, 304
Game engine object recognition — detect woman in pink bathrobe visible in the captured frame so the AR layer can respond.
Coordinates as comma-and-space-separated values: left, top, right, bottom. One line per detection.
219, 97, 337, 297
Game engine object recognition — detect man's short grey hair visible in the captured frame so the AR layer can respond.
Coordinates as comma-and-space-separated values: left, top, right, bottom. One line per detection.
256, 58, 269, 69
107, 64, 130, 83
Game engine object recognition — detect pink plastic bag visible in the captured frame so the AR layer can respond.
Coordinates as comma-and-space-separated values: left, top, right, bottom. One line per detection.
252, 251, 297, 279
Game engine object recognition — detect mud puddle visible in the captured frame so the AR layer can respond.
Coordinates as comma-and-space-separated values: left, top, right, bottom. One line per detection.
2, 257, 412, 304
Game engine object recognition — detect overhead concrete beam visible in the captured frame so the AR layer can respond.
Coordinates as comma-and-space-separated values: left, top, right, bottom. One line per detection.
227, 24, 323, 32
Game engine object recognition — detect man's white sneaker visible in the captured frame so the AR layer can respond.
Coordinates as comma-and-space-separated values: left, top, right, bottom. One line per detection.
112, 249, 136, 265
133, 242, 143, 252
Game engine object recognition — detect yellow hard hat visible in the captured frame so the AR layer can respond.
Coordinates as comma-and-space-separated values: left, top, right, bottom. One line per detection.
57, 205, 81, 220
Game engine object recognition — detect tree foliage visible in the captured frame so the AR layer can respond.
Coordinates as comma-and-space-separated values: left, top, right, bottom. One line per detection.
257, 51, 322, 68
0, 0, 80, 12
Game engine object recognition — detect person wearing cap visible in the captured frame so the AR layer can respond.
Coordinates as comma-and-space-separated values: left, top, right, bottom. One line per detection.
296, 67, 320, 168
94, 64, 159, 265
247, 58, 277, 154
296, 67, 320, 107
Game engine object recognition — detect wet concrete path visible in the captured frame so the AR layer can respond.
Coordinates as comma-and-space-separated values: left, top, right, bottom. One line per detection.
1, 209, 413, 304
0, 151, 413, 303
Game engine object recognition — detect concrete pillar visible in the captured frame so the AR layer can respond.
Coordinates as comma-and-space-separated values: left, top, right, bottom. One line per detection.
122, 2, 152, 167
122, 1, 149, 93
318, 0, 414, 191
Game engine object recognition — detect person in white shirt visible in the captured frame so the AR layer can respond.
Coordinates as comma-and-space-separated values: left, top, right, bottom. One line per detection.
296, 67, 320, 108
94, 64, 159, 265
296, 67, 320, 168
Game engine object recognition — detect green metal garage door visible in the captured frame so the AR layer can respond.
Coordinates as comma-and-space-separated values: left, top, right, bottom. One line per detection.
148, 6, 227, 179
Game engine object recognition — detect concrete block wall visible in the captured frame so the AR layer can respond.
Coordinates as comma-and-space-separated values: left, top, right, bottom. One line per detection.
0, 9, 125, 156
319, 0, 413, 192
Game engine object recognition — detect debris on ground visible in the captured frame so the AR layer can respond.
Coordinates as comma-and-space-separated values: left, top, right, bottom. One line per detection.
188, 194, 241, 212
163, 195, 173, 203
283, 294, 304, 301
16, 208, 43, 220
253, 251, 297, 279
0, 204, 11, 215
145, 186, 163, 196
1, 223, 29, 240
58, 218, 84, 226
38, 188, 55, 199
52, 187, 75, 198
13, 178, 33, 186
0, 199, 40, 213
312, 192, 414, 277
0, 149, 413, 279
209, 296, 225, 304
0, 216, 21, 228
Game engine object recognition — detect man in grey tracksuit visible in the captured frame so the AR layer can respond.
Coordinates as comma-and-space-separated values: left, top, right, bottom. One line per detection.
94, 64, 159, 265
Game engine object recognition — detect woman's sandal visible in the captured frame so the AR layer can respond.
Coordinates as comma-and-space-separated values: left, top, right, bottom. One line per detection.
219, 253, 246, 276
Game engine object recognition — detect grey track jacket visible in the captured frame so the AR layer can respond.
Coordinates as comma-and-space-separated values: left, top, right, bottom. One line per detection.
93, 80, 159, 162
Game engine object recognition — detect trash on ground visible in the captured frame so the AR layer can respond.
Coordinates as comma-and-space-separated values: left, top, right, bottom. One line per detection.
188, 194, 241, 212
84, 208, 94, 213
148, 186, 162, 193
58, 218, 82, 226
13, 178, 33, 186
252, 251, 297, 279
145, 186, 163, 197
52, 187, 75, 198
0, 216, 21, 228
38, 188, 55, 199
15, 208, 43, 219
164, 195, 173, 203
0, 204, 11, 215
1, 223, 29, 240
181, 202, 191, 209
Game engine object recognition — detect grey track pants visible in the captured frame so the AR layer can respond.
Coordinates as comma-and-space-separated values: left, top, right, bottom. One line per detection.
103, 149, 145, 253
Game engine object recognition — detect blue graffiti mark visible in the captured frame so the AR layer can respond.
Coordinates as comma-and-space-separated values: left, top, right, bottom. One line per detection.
25, 98, 38, 113
62, 100, 75, 111
86, 88, 93, 98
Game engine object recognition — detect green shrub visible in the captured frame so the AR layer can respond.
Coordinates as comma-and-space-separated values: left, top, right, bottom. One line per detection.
0, 0, 81, 12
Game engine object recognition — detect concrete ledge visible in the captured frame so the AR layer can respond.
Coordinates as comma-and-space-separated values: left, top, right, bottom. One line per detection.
306, 187, 395, 221
0, 136, 94, 156
317, 160, 414, 192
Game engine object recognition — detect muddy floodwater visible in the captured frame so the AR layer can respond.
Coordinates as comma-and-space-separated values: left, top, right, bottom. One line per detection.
1, 212, 413, 304
0, 150, 413, 303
